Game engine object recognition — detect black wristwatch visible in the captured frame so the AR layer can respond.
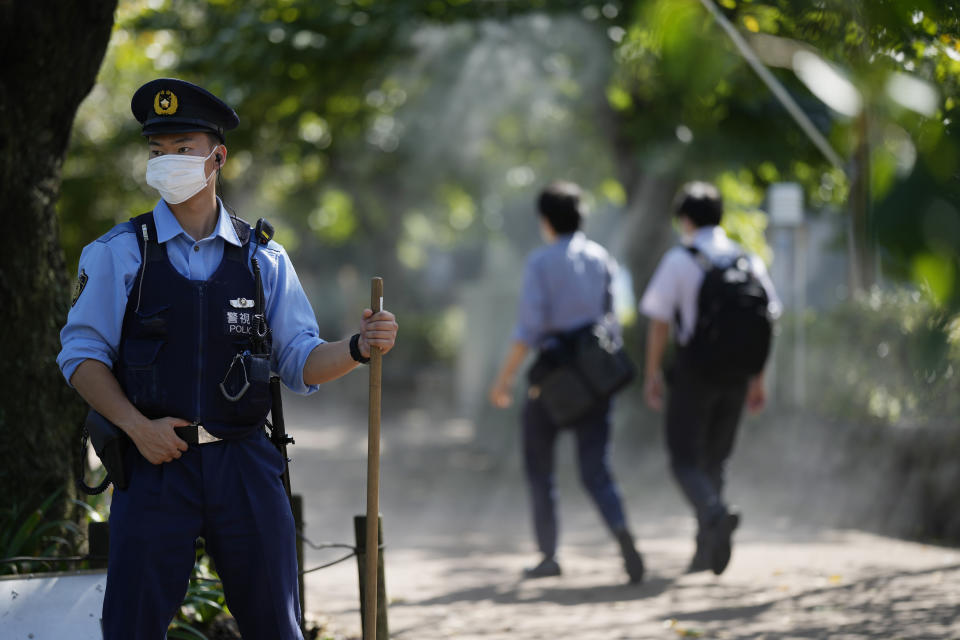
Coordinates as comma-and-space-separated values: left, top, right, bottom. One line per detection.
349, 333, 370, 364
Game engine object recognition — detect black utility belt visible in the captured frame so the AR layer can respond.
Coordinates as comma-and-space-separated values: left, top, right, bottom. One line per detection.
78, 410, 269, 496
174, 423, 223, 445
174, 422, 266, 445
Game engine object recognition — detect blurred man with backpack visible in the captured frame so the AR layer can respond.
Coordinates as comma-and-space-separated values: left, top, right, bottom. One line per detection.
639, 181, 781, 575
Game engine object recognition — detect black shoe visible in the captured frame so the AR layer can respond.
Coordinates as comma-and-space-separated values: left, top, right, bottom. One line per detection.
687, 527, 712, 573
710, 511, 740, 576
523, 557, 561, 579
685, 544, 711, 573
615, 529, 645, 584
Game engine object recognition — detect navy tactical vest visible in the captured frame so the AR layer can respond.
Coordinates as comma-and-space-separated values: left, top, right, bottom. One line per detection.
116, 212, 272, 438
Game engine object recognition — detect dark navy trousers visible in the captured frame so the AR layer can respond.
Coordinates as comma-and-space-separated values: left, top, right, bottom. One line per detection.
522, 397, 629, 559
665, 358, 748, 529
102, 430, 302, 640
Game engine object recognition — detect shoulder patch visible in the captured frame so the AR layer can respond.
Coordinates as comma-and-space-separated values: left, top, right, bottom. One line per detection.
71, 269, 89, 307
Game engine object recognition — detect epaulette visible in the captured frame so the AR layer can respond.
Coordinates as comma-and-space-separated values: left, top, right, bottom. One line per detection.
96, 221, 137, 244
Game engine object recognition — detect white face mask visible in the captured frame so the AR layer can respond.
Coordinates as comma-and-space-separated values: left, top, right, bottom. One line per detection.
145, 146, 219, 205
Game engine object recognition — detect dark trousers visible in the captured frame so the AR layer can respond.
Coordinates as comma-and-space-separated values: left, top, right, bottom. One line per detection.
102, 430, 303, 640
665, 358, 748, 529
522, 396, 629, 559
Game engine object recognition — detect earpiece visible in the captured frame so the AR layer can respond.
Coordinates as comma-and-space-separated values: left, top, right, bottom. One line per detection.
215, 153, 222, 165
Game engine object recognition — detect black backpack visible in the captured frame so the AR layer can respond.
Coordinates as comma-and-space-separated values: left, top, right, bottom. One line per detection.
684, 246, 773, 380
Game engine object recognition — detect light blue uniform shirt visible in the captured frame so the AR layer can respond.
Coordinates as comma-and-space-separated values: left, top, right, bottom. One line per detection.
58, 199, 324, 394
512, 231, 619, 349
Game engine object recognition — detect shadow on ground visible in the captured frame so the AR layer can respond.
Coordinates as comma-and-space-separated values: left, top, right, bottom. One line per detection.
285, 372, 960, 639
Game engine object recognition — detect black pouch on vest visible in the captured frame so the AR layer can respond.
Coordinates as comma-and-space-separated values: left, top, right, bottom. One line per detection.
85, 409, 130, 491
220, 351, 272, 404
247, 352, 271, 383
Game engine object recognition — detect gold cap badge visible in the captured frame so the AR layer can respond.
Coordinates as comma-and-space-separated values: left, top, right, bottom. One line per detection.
154, 89, 178, 115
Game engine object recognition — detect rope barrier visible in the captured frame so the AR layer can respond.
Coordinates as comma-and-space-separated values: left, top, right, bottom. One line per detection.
299, 550, 357, 576
0, 555, 102, 568
0, 533, 377, 579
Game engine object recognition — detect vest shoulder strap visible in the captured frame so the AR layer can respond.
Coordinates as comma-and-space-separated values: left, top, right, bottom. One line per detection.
130, 211, 164, 263
229, 215, 252, 246
129, 211, 257, 263
225, 215, 253, 263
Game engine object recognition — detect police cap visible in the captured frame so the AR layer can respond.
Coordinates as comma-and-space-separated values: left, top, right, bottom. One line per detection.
131, 78, 239, 142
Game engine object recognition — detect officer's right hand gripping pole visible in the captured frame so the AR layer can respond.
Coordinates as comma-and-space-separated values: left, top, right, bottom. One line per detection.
364, 277, 384, 640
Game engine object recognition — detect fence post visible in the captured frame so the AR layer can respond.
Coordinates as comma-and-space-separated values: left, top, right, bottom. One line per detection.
292, 493, 305, 631
353, 515, 388, 640
89, 521, 110, 570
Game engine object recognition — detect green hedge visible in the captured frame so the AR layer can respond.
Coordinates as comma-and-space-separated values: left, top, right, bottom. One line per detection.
799, 287, 960, 542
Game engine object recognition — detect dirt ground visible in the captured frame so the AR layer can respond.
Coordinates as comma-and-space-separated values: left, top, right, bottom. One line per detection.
285, 377, 960, 640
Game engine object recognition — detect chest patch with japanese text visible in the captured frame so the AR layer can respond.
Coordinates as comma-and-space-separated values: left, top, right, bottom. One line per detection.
224, 309, 254, 336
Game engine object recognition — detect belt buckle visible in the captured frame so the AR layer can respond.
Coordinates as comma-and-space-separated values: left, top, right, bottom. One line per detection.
195, 424, 222, 445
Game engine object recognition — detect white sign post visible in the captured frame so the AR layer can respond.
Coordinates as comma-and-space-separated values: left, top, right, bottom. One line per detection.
767, 182, 807, 407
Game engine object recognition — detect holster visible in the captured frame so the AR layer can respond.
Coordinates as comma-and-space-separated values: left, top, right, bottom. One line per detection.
85, 409, 131, 491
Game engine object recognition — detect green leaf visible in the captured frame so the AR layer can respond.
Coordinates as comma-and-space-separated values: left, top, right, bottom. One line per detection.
606, 85, 633, 111
166, 622, 208, 640
913, 253, 956, 306
70, 499, 106, 523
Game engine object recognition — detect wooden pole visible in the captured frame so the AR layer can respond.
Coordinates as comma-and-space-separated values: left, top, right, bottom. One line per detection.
364, 277, 384, 640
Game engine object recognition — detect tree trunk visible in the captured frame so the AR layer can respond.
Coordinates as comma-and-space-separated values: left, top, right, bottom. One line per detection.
599, 103, 684, 364
620, 167, 684, 299
600, 103, 684, 306
0, 1, 117, 512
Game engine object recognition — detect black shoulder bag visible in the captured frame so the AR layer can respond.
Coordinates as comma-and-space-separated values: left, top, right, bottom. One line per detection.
528, 323, 635, 426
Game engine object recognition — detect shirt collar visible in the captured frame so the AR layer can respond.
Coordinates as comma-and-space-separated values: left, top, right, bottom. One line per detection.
555, 230, 584, 245
152, 197, 242, 247
687, 225, 726, 244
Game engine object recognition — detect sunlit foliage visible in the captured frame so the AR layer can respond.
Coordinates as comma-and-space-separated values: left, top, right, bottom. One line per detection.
58, 0, 960, 354
59, 0, 627, 346
609, 0, 960, 306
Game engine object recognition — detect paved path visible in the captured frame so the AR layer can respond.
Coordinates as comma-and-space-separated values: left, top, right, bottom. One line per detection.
308, 532, 960, 640
284, 379, 960, 639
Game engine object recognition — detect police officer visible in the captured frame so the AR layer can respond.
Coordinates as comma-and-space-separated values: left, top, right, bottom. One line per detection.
57, 78, 398, 639
639, 181, 779, 575
489, 181, 644, 583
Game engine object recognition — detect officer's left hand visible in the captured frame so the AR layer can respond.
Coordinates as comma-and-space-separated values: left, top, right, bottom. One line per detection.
359, 308, 398, 358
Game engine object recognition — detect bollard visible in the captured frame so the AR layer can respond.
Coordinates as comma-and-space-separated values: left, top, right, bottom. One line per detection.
353, 515, 388, 640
